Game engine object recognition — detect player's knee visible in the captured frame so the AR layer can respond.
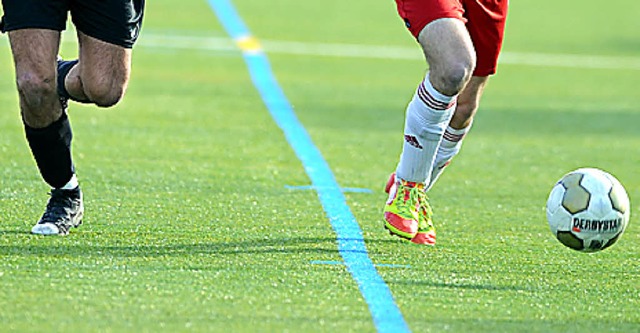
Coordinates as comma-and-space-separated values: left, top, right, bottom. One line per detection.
92, 90, 124, 108
432, 62, 474, 96
85, 84, 125, 107
16, 71, 57, 108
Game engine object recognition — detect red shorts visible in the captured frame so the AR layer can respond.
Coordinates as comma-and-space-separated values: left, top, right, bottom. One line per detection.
395, 0, 508, 76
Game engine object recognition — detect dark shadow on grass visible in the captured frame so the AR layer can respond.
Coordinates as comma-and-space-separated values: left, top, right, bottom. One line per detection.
390, 279, 532, 292
0, 236, 345, 257
358, 238, 416, 245
0, 233, 418, 261
0, 230, 32, 235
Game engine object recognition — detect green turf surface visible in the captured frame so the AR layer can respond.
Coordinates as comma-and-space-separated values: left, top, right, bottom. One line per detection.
1, 0, 639, 332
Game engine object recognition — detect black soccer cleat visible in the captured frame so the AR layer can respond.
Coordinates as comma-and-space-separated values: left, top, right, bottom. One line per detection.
31, 187, 84, 236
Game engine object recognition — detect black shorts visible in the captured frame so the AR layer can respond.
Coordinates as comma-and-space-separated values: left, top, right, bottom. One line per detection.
0, 0, 145, 48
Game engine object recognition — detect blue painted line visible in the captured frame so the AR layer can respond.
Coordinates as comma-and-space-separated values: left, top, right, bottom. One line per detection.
285, 185, 373, 194
206, 1, 410, 332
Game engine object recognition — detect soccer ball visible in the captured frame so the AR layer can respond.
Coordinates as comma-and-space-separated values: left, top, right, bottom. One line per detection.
546, 168, 630, 252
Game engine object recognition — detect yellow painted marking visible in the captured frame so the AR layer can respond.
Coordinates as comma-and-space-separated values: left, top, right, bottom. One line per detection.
236, 36, 262, 52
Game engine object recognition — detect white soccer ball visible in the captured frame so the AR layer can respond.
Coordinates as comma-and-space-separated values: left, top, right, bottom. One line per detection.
546, 168, 631, 252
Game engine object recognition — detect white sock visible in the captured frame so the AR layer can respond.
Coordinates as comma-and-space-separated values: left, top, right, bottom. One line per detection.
57, 174, 79, 190
396, 74, 457, 184
426, 125, 470, 191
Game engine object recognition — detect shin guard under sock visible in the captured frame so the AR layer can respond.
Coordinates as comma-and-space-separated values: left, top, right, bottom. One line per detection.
24, 113, 76, 189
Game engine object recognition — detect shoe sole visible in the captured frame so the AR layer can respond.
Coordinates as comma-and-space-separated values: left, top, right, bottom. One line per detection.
383, 221, 415, 240
31, 206, 84, 236
411, 231, 436, 245
385, 223, 436, 246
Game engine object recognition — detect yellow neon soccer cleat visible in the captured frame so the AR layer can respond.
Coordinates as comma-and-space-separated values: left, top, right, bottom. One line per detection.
411, 190, 436, 245
384, 173, 421, 239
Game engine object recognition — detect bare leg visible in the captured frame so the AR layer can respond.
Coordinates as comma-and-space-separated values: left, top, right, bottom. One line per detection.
395, 18, 476, 184
450, 76, 489, 129
426, 76, 489, 190
385, 17, 478, 242
7, 29, 82, 236
64, 31, 132, 107
418, 18, 476, 96
8, 29, 62, 128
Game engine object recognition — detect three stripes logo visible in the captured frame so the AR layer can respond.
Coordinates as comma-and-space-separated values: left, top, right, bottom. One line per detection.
404, 135, 423, 149
443, 129, 466, 143
417, 80, 457, 111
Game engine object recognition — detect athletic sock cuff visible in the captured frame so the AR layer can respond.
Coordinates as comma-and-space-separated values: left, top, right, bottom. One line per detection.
421, 73, 458, 104
57, 59, 91, 104
441, 125, 470, 148
24, 112, 68, 133
57, 59, 78, 100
